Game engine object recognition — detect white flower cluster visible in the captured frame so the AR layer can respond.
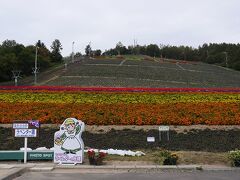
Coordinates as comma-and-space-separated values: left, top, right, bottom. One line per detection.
20, 147, 145, 156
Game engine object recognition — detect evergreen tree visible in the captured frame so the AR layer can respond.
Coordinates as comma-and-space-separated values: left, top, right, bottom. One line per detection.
50, 39, 63, 62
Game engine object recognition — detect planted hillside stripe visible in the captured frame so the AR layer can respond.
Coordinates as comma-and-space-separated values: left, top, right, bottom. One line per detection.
0, 87, 239, 125
0, 91, 240, 104
0, 102, 240, 125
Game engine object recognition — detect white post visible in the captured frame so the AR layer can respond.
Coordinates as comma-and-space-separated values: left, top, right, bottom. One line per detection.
159, 131, 161, 142
225, 52, 228, 68
24, 137, 28, 163
34, 46, 38, 85
89, 41, 91, 57
64, 63, 67, 70
72, 42, 75, 63
14, 78, 18, 86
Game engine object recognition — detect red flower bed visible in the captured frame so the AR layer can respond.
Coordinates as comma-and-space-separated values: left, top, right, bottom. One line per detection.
1, 86, 240, 92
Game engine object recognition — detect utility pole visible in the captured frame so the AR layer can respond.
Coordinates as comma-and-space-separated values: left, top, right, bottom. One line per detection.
89, 41, 92, 57
64, 58, 68, 70
135, 39, 138, 55
33, 46, 39, 85
133, 39, 138, 55
133, 39, 135, 54
223, 52, 228, 68
72, 41, 75, 62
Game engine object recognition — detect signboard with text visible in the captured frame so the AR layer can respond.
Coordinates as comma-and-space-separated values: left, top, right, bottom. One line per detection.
159, 126, 170, 141
159, 126, 170, 132
28, 151, 53, 160
12, 120, 40, 138
147, 137, 155, 142
15, 129, 37, 137
54, 118, 85, 164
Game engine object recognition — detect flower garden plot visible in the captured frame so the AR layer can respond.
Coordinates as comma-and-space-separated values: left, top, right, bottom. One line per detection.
1, 102, 240, 125
84, 59, 123, 65
63, 65, 119, 77
40, 58, 240, 87
1, 126, 240, 152
1, 86, 240, 92
0, 87, 240, 125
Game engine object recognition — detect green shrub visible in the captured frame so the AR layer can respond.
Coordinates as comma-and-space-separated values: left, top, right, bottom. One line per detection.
228, 150, 240, 167
154, 150, 178, 165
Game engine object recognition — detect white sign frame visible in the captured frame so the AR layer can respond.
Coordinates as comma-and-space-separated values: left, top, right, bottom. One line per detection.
12, 120, 40, 164
14, 129, 37, 137
13, 123, 29, 129
54, 118, 85, 165
159, 126, 170, 141
159, 126, 170, 131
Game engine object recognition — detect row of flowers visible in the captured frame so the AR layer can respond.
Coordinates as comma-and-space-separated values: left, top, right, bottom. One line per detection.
1, 102, 240, 125
1, 87, 239, 125
1, 86, 240, 92
0, 91, 240, 104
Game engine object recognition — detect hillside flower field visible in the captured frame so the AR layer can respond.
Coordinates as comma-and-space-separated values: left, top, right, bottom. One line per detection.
0, 86, 240, 125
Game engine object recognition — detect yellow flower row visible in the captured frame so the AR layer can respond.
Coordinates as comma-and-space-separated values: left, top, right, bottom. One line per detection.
0, 92, 240, 104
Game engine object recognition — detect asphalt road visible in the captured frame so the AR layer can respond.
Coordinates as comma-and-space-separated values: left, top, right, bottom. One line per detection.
15, 170, 240, 180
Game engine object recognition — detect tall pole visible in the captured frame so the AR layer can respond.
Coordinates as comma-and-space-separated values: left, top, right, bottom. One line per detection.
135, 39, 138, 55
12, 71, 21, 86
72, 41, 75, 63
34, 46, 38, 85
24, 137, 28, 163
14, 78, 18, 86
223, 52, 228, 68
89, 41, 91, 57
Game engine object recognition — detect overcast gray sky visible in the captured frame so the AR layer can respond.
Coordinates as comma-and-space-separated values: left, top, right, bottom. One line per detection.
0, 0, 239, 56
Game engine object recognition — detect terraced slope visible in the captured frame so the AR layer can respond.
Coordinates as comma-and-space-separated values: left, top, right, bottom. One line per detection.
44, 58, 240, 88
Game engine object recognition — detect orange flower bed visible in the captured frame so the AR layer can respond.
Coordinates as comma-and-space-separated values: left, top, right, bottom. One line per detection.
1, 102, 240, 125
1, 86, 240, 125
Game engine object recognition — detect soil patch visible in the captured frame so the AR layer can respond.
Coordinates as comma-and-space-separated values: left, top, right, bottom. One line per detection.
1, 126, 240, 152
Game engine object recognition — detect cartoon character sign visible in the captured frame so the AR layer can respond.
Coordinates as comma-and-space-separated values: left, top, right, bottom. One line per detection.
54, 118, 85, 164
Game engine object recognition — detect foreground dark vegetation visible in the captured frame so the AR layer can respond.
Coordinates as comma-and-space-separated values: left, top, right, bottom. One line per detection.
1, 126, 240, 152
